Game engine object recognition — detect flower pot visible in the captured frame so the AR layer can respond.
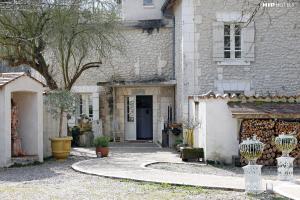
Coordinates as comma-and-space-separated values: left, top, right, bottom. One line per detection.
95, 147, 109, 157
50, 137, 73, 160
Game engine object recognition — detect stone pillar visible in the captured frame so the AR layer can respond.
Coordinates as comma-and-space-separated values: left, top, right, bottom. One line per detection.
181, 0, 195, 120
243, 165, 264, 194
92, 92, 102, 138
277, 156, 295, 181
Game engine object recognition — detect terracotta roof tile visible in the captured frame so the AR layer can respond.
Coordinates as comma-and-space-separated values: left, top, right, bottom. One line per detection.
0, 72, 45, 88
189, 91, 300, 103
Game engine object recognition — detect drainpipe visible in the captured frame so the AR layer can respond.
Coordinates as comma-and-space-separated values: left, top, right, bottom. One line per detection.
172, 16, 176, 80
112, 87, 116, 142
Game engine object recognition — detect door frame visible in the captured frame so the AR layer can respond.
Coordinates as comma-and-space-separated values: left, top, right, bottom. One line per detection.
124, 95, 154, 141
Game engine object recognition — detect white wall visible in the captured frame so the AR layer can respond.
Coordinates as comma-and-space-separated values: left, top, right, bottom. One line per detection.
0, 88, 10, 166
0, 76, 43, 167
191, 98, 239, 164
122, 0, 164, 21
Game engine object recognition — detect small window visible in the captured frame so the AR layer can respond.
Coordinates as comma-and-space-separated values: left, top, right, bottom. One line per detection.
224, 90, 244, 97
88, 95, 93, 118
143, 0, 153, 6
127, 97, 135, 122
224, 23, 242, 59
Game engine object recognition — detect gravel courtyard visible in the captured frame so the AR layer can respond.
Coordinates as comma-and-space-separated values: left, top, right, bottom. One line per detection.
147, 162, 300, 181
0, 155, 289, 200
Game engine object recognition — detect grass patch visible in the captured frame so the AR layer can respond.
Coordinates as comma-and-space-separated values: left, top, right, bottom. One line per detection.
120, 179, 205, 195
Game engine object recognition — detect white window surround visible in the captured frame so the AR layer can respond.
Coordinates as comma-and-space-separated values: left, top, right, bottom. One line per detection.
213, 12, 255, 66
143, 0, 154, 7
216, 12, 251, 23
215, 80, 253, 96
217, 60, 251, 66
143, 5, 155, 8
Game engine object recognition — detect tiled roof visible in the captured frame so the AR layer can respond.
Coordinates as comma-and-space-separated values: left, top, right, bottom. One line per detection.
0, 72, 44, 88
189, 91, 300, 103
228, 102, 300, 119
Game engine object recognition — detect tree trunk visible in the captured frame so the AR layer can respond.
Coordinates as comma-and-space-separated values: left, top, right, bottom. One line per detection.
58, 109, 64, 138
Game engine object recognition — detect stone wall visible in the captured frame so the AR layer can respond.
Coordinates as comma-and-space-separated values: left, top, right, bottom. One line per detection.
173, 0, 300, 121
121, 0, 165, 21
75, 26, 174, 86
194, 0, 300, 96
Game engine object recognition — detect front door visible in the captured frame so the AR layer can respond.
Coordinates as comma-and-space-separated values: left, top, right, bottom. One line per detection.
136, 96, 153, 140
125, 96, 136, 140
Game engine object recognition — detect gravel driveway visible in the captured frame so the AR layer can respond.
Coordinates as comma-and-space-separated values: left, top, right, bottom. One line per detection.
147, 162, 300, 181
0, 155, 289, 200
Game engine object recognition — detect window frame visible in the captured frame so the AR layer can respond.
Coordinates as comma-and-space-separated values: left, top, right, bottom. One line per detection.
143, 0, 154, 6
78, 93, 93, 119
224, 23, 242, 60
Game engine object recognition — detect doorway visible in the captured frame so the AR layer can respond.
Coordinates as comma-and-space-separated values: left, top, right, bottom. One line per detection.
136, 96, 153, 140
124, 95, 153, 141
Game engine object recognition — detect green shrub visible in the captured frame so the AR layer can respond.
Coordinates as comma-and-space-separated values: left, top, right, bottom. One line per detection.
181, 147, 204, 161
93, 136, 110, 147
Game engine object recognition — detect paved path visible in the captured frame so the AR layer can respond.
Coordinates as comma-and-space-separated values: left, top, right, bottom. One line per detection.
71, 144, 300, 199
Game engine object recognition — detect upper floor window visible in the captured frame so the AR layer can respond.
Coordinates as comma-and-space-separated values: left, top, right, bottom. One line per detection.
224, 24, 241, 59
143, 0, 153, 6
213, 13, 255, 65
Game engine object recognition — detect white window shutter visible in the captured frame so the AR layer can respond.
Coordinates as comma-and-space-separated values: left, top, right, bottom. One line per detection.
213, 22, 224, 61
242, 22, 255, 62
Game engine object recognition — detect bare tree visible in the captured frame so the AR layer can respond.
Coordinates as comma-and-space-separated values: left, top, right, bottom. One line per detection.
0, 0, 121, 90
240, 0, 300, 25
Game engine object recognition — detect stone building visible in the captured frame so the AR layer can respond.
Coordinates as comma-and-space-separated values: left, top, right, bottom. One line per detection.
73, 0, 175, 143
162, 0, 300, 163
1, 0, 299, 151
163, 0, 300, 121
72, 0, 300, 145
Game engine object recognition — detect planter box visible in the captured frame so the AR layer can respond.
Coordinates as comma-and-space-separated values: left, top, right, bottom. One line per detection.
180, 147, 204, 162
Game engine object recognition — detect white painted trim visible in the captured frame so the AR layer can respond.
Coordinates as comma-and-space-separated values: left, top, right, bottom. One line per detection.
71, 85, 100, 93
215, 80, 253, 95
143, 5, 155, 9
217, 60, 251, 66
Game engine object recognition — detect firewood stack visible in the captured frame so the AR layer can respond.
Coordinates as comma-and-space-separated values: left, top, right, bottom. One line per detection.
240, 119, 300, 166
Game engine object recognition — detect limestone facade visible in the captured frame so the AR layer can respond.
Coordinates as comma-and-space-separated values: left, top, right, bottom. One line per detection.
170, 0, 300, 121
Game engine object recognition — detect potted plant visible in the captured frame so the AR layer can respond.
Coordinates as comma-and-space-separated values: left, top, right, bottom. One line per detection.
93, 136, 110, 157
45, 90, 78, 160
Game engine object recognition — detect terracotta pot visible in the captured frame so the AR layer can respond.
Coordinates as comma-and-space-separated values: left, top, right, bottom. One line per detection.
95, 147, 109, 157
50, 137, 73, 160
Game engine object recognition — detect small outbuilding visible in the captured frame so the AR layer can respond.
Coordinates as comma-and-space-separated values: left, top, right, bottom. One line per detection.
189, 92, 300, 166
0, 72, 44, 167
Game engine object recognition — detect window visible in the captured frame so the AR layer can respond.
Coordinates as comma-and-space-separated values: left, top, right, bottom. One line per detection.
224, 23, 241, 59
224, 90, 244, 97
143, 0, 153, 6
77, 94, 93, 119
127, 97, 135, 122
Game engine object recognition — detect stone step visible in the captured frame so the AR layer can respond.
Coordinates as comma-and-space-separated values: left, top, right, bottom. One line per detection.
11, 155, 40, 166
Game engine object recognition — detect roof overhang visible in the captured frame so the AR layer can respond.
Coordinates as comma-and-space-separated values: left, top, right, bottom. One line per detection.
0, 72, 45, 88
97, 80, 176, 88
228, 102, 300, 119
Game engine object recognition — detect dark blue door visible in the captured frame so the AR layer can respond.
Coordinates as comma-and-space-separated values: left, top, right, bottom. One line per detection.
136, 96, 153, 140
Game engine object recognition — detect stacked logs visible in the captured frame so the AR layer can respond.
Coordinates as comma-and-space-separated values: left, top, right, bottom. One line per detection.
240, 119, 300, 166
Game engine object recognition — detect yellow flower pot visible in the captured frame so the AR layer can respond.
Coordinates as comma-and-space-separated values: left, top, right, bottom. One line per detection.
50, 137, 73, 160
